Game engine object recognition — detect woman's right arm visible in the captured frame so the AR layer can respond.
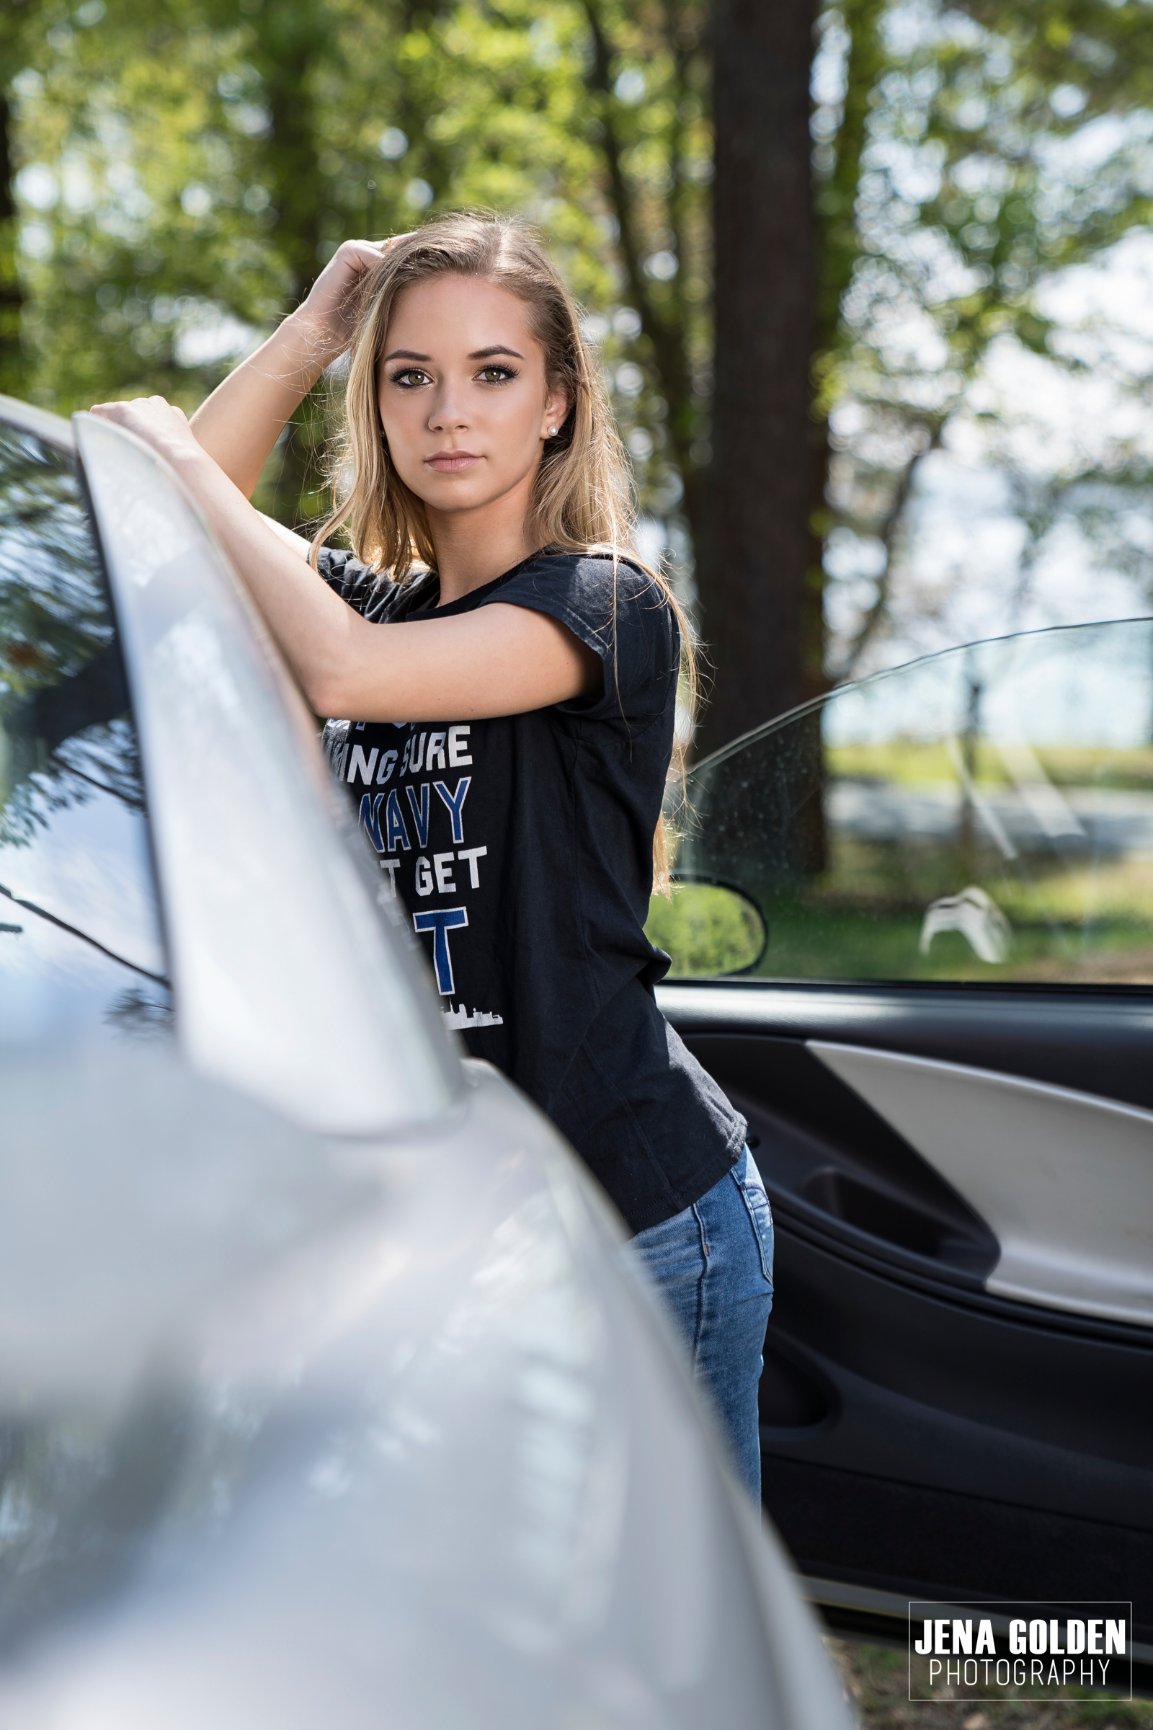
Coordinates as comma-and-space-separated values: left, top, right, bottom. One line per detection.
189, 238, 396, 506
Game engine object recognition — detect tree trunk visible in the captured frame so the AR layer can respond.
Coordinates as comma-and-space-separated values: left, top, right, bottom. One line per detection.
0, 82, 26, 399
698, 0, 820, 760
248, 0, 330, 530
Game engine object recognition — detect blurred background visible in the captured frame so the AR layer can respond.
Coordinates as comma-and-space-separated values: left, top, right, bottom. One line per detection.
3, 0, 1153, 758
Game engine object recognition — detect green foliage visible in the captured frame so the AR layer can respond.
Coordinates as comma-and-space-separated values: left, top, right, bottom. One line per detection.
817, 0, 1153, 676
645, 879, 766, 976
4, 0, 710, 535
3, 0, 1152, 670
13, 3, 289, 412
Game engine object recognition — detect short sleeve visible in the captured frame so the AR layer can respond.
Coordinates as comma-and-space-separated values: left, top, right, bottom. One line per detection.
316, 546, 404, 621
487, 554, 679, 724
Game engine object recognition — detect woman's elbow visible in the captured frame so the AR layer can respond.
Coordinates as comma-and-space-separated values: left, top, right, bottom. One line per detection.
297, 621, 366, 719
296, 653, 344, 720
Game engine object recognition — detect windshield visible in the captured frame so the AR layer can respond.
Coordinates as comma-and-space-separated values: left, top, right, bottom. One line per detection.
0, 419, 172, 1044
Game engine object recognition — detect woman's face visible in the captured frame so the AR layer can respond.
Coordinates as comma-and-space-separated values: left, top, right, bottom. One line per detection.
376, 273, 568, 529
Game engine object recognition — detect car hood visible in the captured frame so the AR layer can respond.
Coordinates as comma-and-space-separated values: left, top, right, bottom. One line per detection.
0, 1044, 852, 1729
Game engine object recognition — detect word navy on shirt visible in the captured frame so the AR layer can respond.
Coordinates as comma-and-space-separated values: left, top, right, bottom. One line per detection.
325, 719, 499, 1029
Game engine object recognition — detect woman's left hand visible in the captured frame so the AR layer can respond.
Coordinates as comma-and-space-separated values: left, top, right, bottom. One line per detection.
88, 395, 201, 465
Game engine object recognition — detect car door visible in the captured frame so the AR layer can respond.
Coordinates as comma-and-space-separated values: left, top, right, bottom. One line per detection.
651, 618, 1153, 1664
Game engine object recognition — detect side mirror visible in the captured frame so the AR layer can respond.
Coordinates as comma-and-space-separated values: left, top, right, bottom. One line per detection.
647, 877, 768, 978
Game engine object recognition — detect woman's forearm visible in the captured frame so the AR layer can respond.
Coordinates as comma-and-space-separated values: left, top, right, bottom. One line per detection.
170, 435, 358, 703
189, 309, 338, 501
190, 239, 394, 502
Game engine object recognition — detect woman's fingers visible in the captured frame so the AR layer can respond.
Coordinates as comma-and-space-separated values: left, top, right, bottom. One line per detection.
86, 396, 196, 460
89, 394, 183, 419
296, 230, 417, 359
302, 239, 393, 345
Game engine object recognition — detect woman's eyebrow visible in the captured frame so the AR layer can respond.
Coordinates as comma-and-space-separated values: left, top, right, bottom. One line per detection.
382, 345, 527, 362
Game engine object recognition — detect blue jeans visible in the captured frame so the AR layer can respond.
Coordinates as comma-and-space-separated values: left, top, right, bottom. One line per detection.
624, 1145, 774, 1500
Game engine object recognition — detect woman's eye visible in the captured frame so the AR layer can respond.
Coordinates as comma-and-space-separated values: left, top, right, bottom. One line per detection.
390, 368, 429, 387
478, 365, 517, 383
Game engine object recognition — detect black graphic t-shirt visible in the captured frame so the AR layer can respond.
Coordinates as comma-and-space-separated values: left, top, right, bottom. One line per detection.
318, 545, 747, 1232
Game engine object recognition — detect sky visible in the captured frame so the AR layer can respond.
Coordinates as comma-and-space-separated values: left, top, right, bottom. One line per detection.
893, 231, 1153, 657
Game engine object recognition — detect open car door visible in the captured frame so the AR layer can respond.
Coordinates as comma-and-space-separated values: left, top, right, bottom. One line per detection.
651, 618, 1153, 1675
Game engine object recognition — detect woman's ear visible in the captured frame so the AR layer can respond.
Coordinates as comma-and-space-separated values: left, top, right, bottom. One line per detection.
543, 386, 571, 439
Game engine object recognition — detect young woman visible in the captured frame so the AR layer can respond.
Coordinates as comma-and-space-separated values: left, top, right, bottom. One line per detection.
90, 210, 774, 1498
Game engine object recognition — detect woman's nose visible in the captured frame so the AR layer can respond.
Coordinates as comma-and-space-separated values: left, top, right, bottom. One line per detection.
427, 387, 469, 430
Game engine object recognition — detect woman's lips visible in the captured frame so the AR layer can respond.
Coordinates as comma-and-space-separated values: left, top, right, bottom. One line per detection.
426, 454, 482, 472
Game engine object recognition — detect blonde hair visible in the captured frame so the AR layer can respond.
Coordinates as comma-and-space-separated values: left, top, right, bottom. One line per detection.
310, 208, 697, 892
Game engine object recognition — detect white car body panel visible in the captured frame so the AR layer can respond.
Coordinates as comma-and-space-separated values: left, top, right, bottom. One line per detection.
0, 1046, 853, 1730
75, 412, 458, 1136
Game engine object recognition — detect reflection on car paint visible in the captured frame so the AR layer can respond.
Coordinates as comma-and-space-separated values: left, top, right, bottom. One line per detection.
0, 423, 172, 1043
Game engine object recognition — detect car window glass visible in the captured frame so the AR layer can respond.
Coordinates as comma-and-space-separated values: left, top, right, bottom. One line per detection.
655, 620, 1153, 986
0, 421, 172, 1042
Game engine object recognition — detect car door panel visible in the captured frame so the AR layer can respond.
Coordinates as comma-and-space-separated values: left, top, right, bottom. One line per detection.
810, 1038, 1153, 1326
656, 995, 1153, 1649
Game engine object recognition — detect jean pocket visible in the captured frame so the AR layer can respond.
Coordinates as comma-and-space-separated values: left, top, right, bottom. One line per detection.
736, 1170, 775, 1289
627, 1198, 709, 1287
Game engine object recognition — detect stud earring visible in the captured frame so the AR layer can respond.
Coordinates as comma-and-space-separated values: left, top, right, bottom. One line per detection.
548, 426, 558, 437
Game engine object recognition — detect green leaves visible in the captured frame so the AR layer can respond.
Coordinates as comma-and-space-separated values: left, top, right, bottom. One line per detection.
817, 0, 1153, 678
4, 0, 712, 533
3, 0, 1151, 702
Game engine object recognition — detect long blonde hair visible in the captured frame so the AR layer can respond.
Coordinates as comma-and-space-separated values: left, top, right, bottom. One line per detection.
310, 208, 697, 892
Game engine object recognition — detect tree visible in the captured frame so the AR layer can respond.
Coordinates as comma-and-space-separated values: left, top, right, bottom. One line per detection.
8, 0, 1153, 761
697, 0, 820, 760
816, 0, 1153, 680
0, 0, 55, 402
0, 78, 26, 402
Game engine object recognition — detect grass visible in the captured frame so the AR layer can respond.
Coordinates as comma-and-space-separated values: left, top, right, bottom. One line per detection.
830, 1638, 1153, 1727
647, 836, 1153, 985
828, 743, 1153, 794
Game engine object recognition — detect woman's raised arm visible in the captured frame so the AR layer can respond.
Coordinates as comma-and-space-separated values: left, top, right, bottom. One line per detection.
189, 239, 395, 500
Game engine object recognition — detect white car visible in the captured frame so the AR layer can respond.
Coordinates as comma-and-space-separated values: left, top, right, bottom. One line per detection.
0, 396, 855, 1727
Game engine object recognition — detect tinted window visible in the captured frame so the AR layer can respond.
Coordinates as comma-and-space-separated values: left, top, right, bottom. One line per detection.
0, 421, 171, 1042
657, 620, 1153, 986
